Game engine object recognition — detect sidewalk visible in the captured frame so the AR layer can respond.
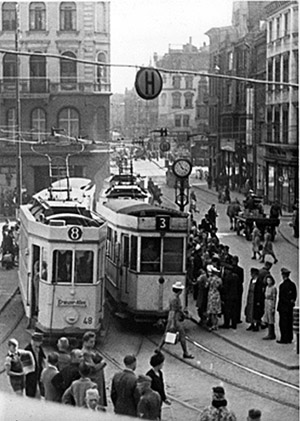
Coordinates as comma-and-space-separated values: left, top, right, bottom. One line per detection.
191, 179, 298, 249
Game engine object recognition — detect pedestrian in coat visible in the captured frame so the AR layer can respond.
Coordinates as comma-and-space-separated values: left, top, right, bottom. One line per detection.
40, 352, 61, 402
136, 375, 161, 420
156, 282, 194, 359
261, 275, 277, 340
146, 352, 171, 419
51, 348, 83, 402
206, 266, 222, 331
291, 202, 299, 238
251, 223, 262, 260
25, 332, 46, 398
62, 362, 97, 407
81, 331, 107, 406
220, 265, 239, 330
260, 232, 278, 264
277, 268, 297, 344
56, 337, 71, 371
245, 268, 264, 331
111, 354, 139, 417
231, 255, 244, 323
196, 269, 209, 326
226, 203, 236, 230
199, 386, 237, 421
207, 204, 218, 229
4, 338, 25, 396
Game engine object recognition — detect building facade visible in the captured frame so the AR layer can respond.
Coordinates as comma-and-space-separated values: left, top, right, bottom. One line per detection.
264, 1, 298, 210
0, 1, 111, 212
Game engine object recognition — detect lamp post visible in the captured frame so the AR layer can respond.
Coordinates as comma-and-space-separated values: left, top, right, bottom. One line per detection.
15, 2, 22, 214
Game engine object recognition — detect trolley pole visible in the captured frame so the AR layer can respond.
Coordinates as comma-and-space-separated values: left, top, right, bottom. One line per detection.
15, 2, 22, 215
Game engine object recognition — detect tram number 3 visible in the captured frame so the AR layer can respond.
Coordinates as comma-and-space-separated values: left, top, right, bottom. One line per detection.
83, 316, 93, 325
156, 216, 170, 231
68, 226, 83, 241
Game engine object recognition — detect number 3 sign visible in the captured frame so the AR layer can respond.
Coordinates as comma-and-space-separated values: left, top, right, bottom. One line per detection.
156, 216, 170, 231
68, 226, 83, 241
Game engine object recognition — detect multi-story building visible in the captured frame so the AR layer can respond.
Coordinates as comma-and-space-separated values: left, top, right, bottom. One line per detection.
264, 1, 298, 210
0, 1, 111, 209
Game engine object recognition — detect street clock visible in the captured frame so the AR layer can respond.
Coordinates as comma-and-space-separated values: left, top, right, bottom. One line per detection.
172, 158, 192, 178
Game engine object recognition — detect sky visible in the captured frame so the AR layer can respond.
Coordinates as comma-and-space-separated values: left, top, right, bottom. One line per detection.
110, 0, 234, 93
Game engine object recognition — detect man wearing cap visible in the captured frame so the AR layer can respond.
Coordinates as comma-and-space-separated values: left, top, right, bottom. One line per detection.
247, 408, 262, 420
156, 281, 194, 359
111, 354, 140, 417
199, 385, 237, 421
277, 268, 297, 344
25, 332, 46, 398
136, 374, 161, 420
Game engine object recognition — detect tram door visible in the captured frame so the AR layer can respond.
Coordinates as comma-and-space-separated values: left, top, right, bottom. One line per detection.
31, 245, 40, 319
121, 234, 129, 295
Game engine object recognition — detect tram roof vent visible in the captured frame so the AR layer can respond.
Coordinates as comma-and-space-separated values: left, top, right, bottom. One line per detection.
49, 220, 66, 226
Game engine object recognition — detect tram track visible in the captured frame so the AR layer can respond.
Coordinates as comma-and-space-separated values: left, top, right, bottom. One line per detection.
146, 332, 299, 411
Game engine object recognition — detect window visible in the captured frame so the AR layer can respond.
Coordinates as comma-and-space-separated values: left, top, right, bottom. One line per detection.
276, 17, 280, 39
31, 108, 46, 142
184, 92, 193, 109
160, 93, 166, 107
175, 115, 181, 127
172, 92, 181, 108
122, 235, 129, 267
172, 76, 181, 89
141, 237, 160, 273
60, 51, 77, 88
75, 251, 93, 283
183, 115, 189, 127
58, 107, 79, 137
29, 2, 46, 30
282, 105, 289, 143
228, 51, 233, 70
283, 54, 289, 83
130, 235, 137, 271
7, 108, 16, 140
274, 107, 280, 143
226, 83, 232, 105
275, 57, 280, 87
97, 52, 107, 87
60, 2, 76, 31
3, 53, 17, 80
268, 21, 273, 42
284, 12, 289, 36
2, 2, 16, 30
163, 238, 183, 272
267, 107, 272, 143
53, 250, 72, 283
185, 76, 193, 89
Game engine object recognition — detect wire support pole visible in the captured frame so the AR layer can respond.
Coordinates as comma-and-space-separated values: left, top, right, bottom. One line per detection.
15, 3, 22, 211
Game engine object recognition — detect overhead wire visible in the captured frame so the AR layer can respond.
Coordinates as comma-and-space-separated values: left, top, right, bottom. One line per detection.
0, 48, 298, 89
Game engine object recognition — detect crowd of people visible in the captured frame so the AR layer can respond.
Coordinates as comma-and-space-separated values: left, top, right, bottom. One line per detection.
5, 330, 264, 420
0, 218, 20, 269
186, 203, 297, 344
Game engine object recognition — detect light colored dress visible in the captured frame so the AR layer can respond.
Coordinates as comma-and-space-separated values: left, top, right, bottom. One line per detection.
206, 274, 222, 315
262, 285, 277, 324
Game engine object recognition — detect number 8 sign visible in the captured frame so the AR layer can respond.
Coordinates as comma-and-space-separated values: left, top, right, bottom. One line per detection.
68, 226, 83, 241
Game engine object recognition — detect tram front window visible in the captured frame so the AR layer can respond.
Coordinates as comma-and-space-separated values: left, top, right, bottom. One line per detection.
75, 251, 93, 283
141, 238, 160, 272
53, 250, 72, 283
163, 237, 183, 273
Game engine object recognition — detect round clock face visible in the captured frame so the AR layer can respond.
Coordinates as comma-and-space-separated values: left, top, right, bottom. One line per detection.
172, 158, 192, 178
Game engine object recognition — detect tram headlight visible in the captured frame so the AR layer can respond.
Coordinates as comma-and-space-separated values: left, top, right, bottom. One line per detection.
64, 309, 79, 324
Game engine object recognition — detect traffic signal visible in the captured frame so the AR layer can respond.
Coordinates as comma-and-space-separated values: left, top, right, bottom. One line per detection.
160, 128, 168, 137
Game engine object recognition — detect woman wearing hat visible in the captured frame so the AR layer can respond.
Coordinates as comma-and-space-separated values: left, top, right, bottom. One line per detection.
4, 339, 25, 395
156, 282, 194, 359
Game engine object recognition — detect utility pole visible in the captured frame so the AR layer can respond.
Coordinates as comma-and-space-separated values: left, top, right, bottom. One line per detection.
15, 2, 22, 213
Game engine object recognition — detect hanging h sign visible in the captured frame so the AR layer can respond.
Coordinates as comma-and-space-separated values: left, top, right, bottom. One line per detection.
135, 68, 163, 100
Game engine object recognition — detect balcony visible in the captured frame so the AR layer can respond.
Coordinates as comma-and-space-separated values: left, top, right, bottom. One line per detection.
0, 77, 111, 97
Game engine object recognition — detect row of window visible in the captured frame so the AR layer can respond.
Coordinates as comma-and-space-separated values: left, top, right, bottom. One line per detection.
267, 104, 290, 144
267, 10, 292, 43
166, 92, 194, 109
106, 228, 184, 273
172, 75, 194, 89
2, 52, 108, 85
6, 106, 80, 140
3, 2, 78, 32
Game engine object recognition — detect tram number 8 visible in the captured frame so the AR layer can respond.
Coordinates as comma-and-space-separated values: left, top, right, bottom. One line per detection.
83, 316, 93, 325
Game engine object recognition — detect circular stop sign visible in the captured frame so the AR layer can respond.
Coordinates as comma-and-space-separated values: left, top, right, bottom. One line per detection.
135, 68, 163, 100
